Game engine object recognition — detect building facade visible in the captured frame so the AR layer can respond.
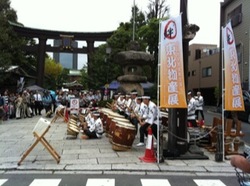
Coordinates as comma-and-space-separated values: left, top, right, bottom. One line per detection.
188, 44, 220, 105
221, 0, 250, 90
53, 39, 78, 70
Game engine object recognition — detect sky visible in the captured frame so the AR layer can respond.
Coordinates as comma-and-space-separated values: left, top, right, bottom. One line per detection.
10, 0, 223, 69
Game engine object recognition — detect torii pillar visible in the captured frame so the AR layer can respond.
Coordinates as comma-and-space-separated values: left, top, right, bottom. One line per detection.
37, 37, 47, 87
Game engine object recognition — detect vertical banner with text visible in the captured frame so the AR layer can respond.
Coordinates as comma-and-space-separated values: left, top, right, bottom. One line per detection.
223, 21, 244, 111
159, 15, 187, 108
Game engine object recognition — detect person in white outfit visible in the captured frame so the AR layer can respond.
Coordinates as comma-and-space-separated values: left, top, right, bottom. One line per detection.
81, 112, 103, 139
195, 91, 204, 121
187, 91, 197, 127
136, 96, 159, 147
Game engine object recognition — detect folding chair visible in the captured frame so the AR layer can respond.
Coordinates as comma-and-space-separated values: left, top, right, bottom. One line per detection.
18, 118, 60, 166
51, 105, 66, 123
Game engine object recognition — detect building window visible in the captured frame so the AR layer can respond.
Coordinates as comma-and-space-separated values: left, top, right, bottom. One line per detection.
188, 71, 190, 77
195, 49, 201, 59
227, 4, 242, 27
202, 67, 212, 77
236, 44, 242, 63
192, 70, 196, 76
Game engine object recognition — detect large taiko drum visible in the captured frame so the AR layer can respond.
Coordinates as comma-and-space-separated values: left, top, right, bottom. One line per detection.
108, 119, 117, 142
51, 105, 65, 123
112, 121, 136, 151
99, 108, 113, 132
106, 111, 124, 136
78, 113, 85, 123
109, 117, 131, 143
56, 105, 65, 115
70, 114, 78, 121
67, 115, 80, 137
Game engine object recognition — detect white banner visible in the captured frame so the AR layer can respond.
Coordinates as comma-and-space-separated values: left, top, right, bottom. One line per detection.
159, 15, 187, 108
223, 21, 244, 111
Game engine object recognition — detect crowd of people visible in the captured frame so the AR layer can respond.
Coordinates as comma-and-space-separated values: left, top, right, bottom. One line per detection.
101, 91, 162, 146
0, 88, 102, 121
1, 87, 250, 176
77, 90, 162, 144
0, 88, 205, 145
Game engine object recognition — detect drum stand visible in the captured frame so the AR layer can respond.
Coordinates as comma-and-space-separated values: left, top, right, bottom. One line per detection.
18, 118, 60, 166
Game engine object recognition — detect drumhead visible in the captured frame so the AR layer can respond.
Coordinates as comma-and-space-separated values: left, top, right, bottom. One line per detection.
68, 126, 79, 132
160, 111, 168, 118
100, 108, 112, 114
112, 117, 129, 123
116, 121, 135, 130
108, 112, 124, 118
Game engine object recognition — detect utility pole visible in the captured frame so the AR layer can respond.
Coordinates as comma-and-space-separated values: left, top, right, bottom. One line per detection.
176, 0, 189, 154
133, 0, 135, 41
166, 0, 189, 156
167, 0, 199, 156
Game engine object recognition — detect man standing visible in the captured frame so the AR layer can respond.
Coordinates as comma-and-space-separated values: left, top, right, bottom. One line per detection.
33, 90, 43, 115
195, 91, 204, 121
187, 91, 197, 127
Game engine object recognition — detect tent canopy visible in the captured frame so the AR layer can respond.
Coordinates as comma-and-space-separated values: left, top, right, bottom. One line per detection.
25, 85, 44, 91
102, 80, 154, 90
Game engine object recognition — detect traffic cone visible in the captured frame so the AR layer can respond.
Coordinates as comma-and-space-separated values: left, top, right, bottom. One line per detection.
64, 107, 69, 123
139, 127, 157, 163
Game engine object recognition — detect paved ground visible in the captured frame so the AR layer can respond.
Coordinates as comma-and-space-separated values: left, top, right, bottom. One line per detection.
0, 109, 243, 176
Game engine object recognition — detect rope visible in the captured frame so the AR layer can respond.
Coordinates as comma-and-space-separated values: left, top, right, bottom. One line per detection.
165, 126, 218, 142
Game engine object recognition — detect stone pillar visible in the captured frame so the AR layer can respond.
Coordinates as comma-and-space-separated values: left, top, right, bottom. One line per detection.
37, 37, 47, 87
87, 40, 95, 81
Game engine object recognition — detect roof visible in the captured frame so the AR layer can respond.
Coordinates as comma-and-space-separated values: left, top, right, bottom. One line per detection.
1, 65, 35, 78
68, 70, 81, 76
9, 21, 114, 41
102, 80, 154, 90
63, 81, 83, 88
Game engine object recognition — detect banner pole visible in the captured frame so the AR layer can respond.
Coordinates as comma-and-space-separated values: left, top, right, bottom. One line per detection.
221, 26, 225, 161
157, 20, 162, 164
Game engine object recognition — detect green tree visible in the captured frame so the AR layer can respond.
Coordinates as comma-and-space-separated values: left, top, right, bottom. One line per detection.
88, 44, 122, 90
44, 57, 63, 90
0, 0, 26, 84
146, 0, 169, 19
80, 66, 89, 90
57, 68, 69, 89
138, 18, 161, 82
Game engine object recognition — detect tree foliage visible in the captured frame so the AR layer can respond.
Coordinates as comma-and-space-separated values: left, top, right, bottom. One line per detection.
44, 57, 63, 90
146, 0, 169, 19
1, 0, 170, 91
0, 0, 26, 84
88, 44, 122, 90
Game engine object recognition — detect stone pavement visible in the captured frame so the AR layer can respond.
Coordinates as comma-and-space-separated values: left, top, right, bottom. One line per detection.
0, 113, 240, 176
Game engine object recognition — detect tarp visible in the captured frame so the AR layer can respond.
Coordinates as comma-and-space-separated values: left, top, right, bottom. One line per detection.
25, 85, 44, 91
108, 80, 120, 89
102, 80, 154, 90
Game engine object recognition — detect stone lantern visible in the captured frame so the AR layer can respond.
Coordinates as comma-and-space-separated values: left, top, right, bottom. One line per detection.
114, 42, 154, 95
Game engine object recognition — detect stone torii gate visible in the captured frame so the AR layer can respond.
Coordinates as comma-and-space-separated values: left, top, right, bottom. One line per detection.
10, 22, 113, 87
